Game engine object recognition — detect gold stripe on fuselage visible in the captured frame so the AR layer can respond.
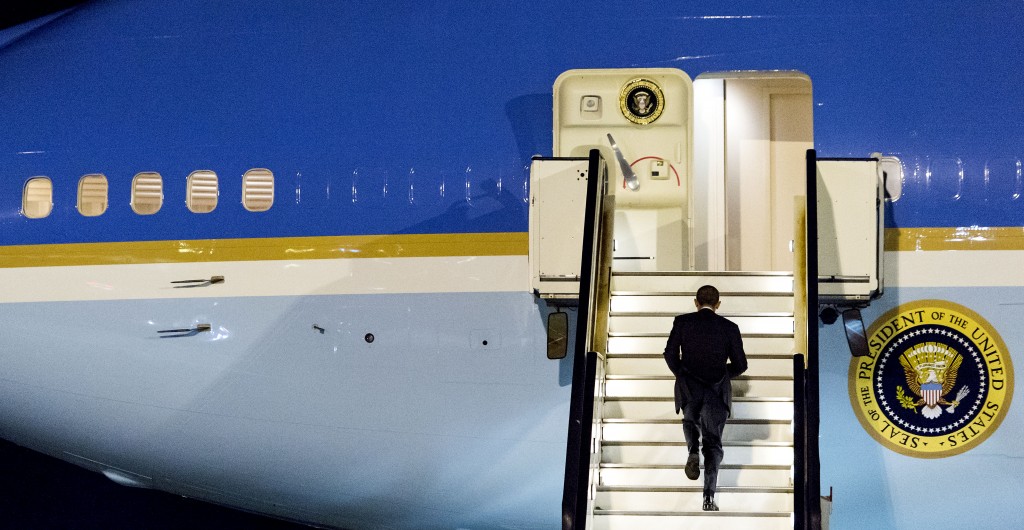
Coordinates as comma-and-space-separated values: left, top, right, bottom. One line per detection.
884, 227, 1024, 251
0, 232, 529, 268
5, 227, 1022, 268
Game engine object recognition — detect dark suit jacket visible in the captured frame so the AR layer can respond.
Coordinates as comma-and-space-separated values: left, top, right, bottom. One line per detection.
663, 308, 748, 416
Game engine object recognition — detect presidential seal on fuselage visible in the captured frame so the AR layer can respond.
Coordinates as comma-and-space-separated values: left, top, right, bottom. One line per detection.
849, 300, 1013, 458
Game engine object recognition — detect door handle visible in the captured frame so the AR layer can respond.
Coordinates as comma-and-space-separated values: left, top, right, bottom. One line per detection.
171, 276, 224, 288
158, 323, 212, 338
607, 133, 640, 191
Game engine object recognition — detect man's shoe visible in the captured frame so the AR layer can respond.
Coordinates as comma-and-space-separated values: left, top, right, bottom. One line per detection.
685, 453, 700, 480
702, 495, 719, 511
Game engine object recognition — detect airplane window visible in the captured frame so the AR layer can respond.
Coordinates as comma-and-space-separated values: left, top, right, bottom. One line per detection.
187, 170, 218, 213
242, 168, 274, 212
22, 177, 53, 219
926, 157, 963, 201
131, 172, 163, 215
77, 174, 108, 217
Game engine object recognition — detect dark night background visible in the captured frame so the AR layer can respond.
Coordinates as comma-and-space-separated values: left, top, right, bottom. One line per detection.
0, 438, 311, 529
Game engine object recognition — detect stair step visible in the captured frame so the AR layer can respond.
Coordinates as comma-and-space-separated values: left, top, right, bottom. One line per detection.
600, 464, 793, 488
608, 350, 792, 359
605, 375, 794, 399
607, 335, 794, 355
593, 512, 793, 530
606, 354, 793, 377
601, 420, 792, 443
609, 314, 794, 336
610, 293, 794, 314
603, 397, 794, 421
596, 487, 794, 512
602, 441, 794, 466
611, 271, 794, 294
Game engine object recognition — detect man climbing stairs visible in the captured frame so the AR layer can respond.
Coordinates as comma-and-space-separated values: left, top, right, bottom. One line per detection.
592, 271, 797, 530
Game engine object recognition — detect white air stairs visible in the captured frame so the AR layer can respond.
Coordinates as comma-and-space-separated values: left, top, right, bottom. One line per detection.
594, 271, 796, 530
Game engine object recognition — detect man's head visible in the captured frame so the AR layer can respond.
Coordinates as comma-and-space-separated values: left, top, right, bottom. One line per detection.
694, 284, 721, 311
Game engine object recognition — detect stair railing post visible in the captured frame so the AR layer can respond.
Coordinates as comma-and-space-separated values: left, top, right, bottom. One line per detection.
805, 149, 823, 529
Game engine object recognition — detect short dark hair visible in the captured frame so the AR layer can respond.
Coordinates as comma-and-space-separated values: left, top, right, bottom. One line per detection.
696, 284, 720, 307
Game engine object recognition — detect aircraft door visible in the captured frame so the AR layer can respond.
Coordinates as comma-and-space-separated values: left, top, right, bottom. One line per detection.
553, 68, 693, 272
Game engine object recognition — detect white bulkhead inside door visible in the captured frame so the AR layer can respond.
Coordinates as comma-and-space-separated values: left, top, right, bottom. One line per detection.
693, 72, 814, 272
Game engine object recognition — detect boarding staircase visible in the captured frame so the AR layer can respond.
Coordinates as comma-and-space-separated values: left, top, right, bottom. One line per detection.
592, 271, 796, 530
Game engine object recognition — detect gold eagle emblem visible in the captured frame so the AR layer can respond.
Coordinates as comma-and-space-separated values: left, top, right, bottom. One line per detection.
897, 342, 969, 419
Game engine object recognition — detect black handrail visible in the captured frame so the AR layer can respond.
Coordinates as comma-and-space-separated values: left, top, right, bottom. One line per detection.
795, 149, 823, 529
561, 150, 608, 530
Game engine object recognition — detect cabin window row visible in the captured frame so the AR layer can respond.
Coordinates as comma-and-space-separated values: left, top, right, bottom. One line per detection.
21, 169, 275, 219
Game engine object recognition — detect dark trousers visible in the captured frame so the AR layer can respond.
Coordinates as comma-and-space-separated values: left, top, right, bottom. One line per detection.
681, 381, 728, 497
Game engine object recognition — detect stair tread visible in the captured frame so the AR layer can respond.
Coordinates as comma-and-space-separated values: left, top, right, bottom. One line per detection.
610, 335, 794, 339
612, 271, 794, 277
601, 463, 791, 469
593, 511, 790, 519
598, 421, 790, 425
611, 290, 794, 296
610, 311, 794, 317
607, 396, 793, 402
598, 489, 794, 497
602, 440, 793, 447
607, 374, 793, 381
607, 352, 793, 358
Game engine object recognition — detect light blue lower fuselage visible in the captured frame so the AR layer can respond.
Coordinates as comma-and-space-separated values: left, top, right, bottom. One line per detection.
0, 291, 572, 528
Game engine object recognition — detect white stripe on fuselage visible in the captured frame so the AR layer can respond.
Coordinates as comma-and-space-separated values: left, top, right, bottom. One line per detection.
885, 250, 1024, 287
0, 255, 531, 303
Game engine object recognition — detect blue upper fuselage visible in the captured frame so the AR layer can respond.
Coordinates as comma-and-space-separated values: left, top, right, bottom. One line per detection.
2, 1, 1024, 246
